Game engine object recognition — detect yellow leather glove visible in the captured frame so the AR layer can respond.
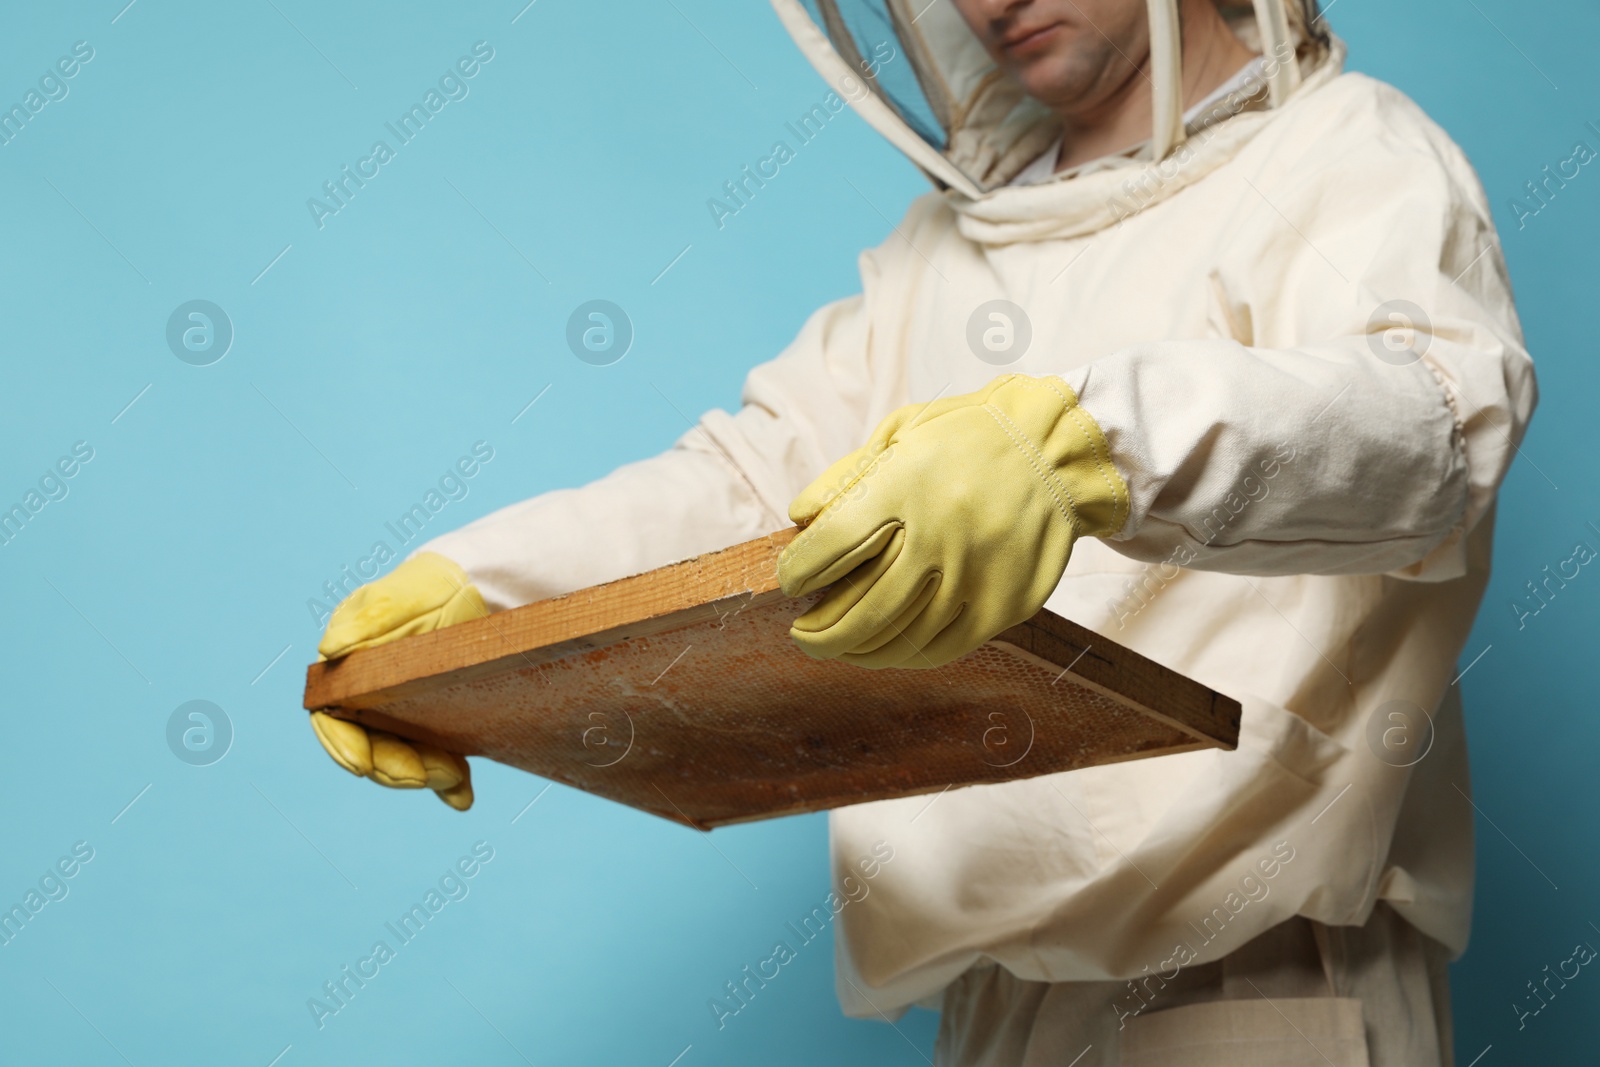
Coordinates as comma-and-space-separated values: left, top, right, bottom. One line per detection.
778, 374, 1128, 668
308, 552, 487, 810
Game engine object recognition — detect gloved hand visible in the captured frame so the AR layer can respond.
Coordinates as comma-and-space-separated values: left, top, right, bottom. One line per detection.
778, 374, 1128, 669
308, 552, 487, 810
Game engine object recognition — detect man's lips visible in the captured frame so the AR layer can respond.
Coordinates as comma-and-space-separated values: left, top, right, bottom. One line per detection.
999, 22, 1061, 55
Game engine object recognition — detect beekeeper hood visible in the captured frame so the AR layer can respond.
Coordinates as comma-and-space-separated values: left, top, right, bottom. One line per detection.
773, 0, 1332, 197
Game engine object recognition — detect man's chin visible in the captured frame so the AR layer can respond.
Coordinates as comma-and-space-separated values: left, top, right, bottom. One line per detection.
1010, 60, 1080, 109
1007, 48, 1119, 114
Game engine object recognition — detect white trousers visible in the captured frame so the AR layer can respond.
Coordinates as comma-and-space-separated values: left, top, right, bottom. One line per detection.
935, 905, 1453, 1067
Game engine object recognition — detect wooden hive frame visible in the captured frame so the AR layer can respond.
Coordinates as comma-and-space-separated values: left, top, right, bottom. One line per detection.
304, 528, 1241, 829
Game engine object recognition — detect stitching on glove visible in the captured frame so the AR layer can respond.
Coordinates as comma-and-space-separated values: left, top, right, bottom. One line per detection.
982, 405, 1082, 534
1061, 403, 1129, 533
985, 402, 1080, 524
1035, 376, 1130, 533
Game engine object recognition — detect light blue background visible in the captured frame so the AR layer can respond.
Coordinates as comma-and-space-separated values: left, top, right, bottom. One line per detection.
0, 1, 1592, 1063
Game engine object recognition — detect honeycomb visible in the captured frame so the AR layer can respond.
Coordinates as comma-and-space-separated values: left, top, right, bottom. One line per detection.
350, 593, 1213, 828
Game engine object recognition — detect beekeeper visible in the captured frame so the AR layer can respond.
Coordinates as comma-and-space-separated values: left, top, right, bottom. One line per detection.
308, 0, 1535, 1062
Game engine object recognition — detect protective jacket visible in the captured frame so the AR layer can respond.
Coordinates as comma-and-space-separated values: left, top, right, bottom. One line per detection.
424, 0, 1536, 1018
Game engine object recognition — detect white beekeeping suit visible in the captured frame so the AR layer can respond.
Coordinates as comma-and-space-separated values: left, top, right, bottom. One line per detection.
421, 1, 1535, 1061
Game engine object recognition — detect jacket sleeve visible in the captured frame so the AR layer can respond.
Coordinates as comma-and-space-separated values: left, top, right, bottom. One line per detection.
418, 265, 894, 611
1063, 115, 1537, 581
